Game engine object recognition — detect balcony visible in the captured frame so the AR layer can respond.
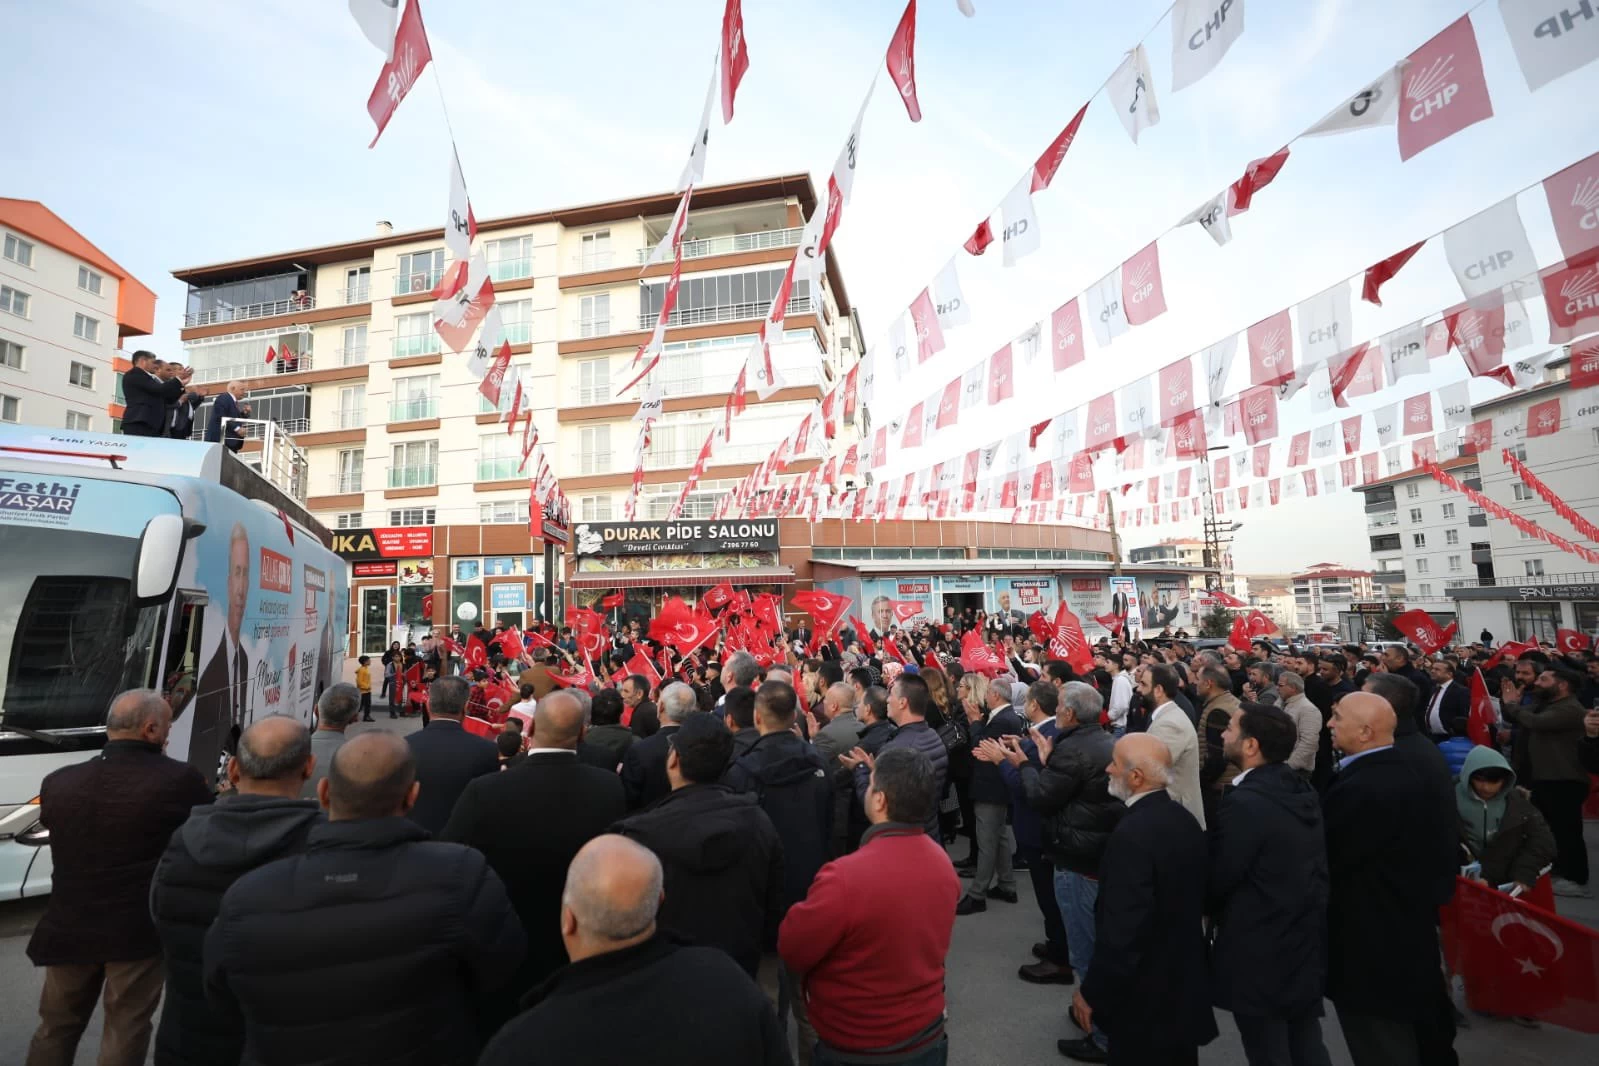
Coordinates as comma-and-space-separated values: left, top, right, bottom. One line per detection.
477, 457, 523, 481
638, 295, 812, 332
644, 439, 776, 471
192, 351, 321, 386
340, 283, 371, 305
392, 335, 442, 359
488, 257, 534, 283
502, 321, 533, 345
575, 452, 613, 476
387, 465, 437, 489
183, 294, 315, 328
333, 472, 364, 494
564, 361, 824, 407
1468, 513, 1487, 527
234, 417, 309, 437
336, 407, 365, 430
395, 269, 444, 296
388, 397, 439, 422
332, 346, 367, 367
1366, 511, 1398, 529
630, 226, 804, 266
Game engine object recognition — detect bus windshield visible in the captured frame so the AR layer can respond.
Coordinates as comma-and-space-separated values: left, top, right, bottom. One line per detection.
0, 527, 168, 733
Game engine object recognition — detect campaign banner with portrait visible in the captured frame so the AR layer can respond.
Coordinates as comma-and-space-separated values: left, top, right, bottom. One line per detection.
1136, 577, 1194, 632
863, 577, 936, 635
989, 577, 1056, 629
1108, 576, 1143, 634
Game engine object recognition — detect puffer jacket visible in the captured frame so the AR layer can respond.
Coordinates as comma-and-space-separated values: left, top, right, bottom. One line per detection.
852, 720, 948, 840
1018, 723, 1123, 875
726, 732, 832, 909
150, 794, 323, 1066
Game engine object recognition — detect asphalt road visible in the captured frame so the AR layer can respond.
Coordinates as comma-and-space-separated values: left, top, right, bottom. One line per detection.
2, 706, 1595, 1064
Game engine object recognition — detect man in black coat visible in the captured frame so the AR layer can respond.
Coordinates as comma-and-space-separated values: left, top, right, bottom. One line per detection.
160, 361, 205, 439
120, 350, 188, 436
621, 681, 698, 808
478, 835, 788, 1066
26, 690, 213, 1066
621, 673, 660, 737
202, 381, 245, 444
1073, 733, 1216, 1066
577, 687, 635, 771
1323, 693, 1457, 1066
1380, 644, 1434, 709
404, 675, 498, 834
440, 689, 627, 1018
1209, 707, 1332, 1066
956, 676, 1027, 913
1361, 672, 1455, 896
205, 731, 524, 1066
151, 715, 322, 1066
613, 714, 785, 978
1419, 659, 1471, 740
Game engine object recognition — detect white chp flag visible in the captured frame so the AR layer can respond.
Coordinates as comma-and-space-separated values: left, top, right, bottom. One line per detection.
889, 314, 912, 382
859, 348, 879, 406
932, 257, 970, 329
1170, 0, 1246, 91
1118, 374, 1154, 440
744, 334, 787, 399
679, 57, 719, 192
1048, 409, 1081, 459
634, 380, 665, 422
1004, 431, 1025, 473
1499, 0, 1599, 91
1086, 268, 1129, 346
961, 362, 986, 414
1000, 177, 1042, 267
1311, 422, 1338, 459
1305, 63, 1405, 136
1296, 281, 1353, 367
348, 0, 400, 59
1443, 196, 1537, 301
1570, 385, 1599, 430
833, 83, 874, 207
466, 305, 505, 379
1439, 381, 1473, 429
1508, 348, 1558, 388
1202, 334, 1238, 405
1304, 364, 1335, 414
446, 144, 476, 262
1381, 322, 1429, 383
644, 186, 695, 270
1180, 190, 1233, 247
1107, 44, 1161, 144
1373, 403, 1401, 446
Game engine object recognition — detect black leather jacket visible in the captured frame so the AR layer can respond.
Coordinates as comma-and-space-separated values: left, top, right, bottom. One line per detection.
1018, 723, 1124, 875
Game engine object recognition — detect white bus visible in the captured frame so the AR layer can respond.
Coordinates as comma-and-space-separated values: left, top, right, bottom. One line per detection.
0, 425, 348, 898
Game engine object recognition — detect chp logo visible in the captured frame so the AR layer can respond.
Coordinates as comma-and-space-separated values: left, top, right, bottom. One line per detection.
1245, 390, 1272, 428
1258, 327, 1289, 369
1560, 265, 1599, 316
1569, 173, 1599, 234
1125, 261, 1157, 304
1405, 49, 1460, 122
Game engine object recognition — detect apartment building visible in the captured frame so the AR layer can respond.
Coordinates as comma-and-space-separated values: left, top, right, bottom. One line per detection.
1126, 537, 1240, 595
1352, 457, 1490, 607
1291, 563, 1374, 632
170, 173, 857, 532
1, 200, 156, 432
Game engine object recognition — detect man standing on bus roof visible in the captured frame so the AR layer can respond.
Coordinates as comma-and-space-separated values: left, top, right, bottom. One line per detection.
120, 351, 190, 438
191, 524, 252, 777
204, 381, 246, 446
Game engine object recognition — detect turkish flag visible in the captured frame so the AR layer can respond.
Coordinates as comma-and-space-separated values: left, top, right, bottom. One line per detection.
1399, 16, 1493, 162
882, 636, 907, 663
1050, 603, 1094, 673
964, 219, 994, 256
1557, 628, 1593, 654
1441, 876, 1599, 1032
1362, 240, 1427, 306
1466, 667, 1496, 746
649, 601, 718, 658
885, 0, 921, 122
599, 591, 625, 610
1032, 102, 1090, 192
1245, 609, 1280, 637
1205, 589, 1249, 608
890, 600, 925, 624
626, 649, 664, 691
1247, 311, 1295, 387
547, 662, 595, 689
849, 617, 877, 657
1229, 614, 1252, 652
365, 0, 434, 147
420, 592, 434, 619
464, 635, 490, 671
720, 0, 750, 123
1393, 609, 1458, 654
791, 589, 852, 641
264, 345, 278, 365
462, 716, 496, 739
1228, 146, 1290, 214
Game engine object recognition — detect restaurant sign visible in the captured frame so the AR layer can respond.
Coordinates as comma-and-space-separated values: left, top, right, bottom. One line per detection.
573, 520, 779, 556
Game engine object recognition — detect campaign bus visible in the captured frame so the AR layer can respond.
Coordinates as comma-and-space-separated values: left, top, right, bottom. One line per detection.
0, 425, 349, 898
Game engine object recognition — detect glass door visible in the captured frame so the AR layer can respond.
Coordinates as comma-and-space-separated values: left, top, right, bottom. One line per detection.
361, 587, 390, 655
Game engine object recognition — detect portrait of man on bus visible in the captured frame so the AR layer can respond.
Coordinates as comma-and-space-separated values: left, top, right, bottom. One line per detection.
191, 523, 252, 774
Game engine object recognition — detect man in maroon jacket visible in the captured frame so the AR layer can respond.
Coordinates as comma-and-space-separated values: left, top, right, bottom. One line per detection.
779, 747, 959, 1065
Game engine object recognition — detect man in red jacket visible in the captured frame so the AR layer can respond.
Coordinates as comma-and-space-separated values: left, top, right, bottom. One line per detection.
779, 747, 959, 1065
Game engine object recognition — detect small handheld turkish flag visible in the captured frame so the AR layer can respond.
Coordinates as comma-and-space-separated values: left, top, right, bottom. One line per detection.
1228, 615, 1251, 652
599, 591, 625, 610
1467, 668, 1495, 747
1556, 628, 1593, 654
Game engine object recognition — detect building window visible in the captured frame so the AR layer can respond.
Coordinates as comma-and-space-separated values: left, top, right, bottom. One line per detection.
337, 384, 366, 430
72, 313, 100, 343
394, 312, 439, 358
579, 229, 612, 272
336, 448, 364, 493
1418, 583, 1432, 597
1507, 443, 1527, 462
578, 293, 610, 337
388, 507, 436, 525
578, 356, 611, 404
333, 512, 363, 529
1524, 559, 1544, 577
344, 266, 371, 303
390, 374, 439, 422
1412, 533, 1425, 548
499, 299, 533, 344
339, 324, 368, 365
67, 361, 95, 389
1405, 482, 1420, 499
487, 236, 534, 281
65, 411, 91, 431
0, 285, 30, 318
580, 494, 613, 521
1408, 507, 1423, 523
396, 249, 445, 294
1520, 528, 1536, 540
578, 425, 611, 474
77, 266, 103, 295
1415, 558, 1429, 574
389, 441, 438, 488
479, 500, 529, 524
1, 394, 17, 422
640, 266, 808, 327
477, 434, 521, 481
1445, 529, 1459, 545
1447, 555, 1461, 571
3, 233, 33, 267
1440, 503, 1455, 519
0, 338, 21, 369
1509, 603, 1560, 644
1512, 483, 1532, 501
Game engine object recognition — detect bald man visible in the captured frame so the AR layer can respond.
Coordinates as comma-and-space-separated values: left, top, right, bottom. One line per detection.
478, 836, 788, 1066
440, 689, 626, 1022
1069, 734, 1216, 1065
153, 715, 322, 1066
1323, 692, 1458, 1066
205, 732, 524, 1066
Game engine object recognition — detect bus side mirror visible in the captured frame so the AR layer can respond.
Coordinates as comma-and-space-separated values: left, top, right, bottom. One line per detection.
135, 513, 186, 603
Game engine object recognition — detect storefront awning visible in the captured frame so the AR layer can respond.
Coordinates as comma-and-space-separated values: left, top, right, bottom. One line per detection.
569, 566, 796, 589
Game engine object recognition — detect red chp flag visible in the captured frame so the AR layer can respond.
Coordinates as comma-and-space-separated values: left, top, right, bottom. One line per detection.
720, 0, 750, 124
959, 630, 1006, 677
1441, 875, 1599, 1032
1557, 628, 1593, 654
885, 0, 921, 122
1363, 240, 1427, 305
1228, 146, 1290, 214
366, 0, 434, 148
791, 589, 852, 642
1398, 15, 1494, 162
702, 580, 735, 613
478, 341, 514, 408
599, 591, 625, 610
1467, 667, 1496, 747
1247, 311, 1295, 387
1050, 602, 1093, 674
1393, 609, 1458, 654
1121, 241, 1166, 326
264, 345, 278, 365
1031, 102, 1090, 192
1094, 612, 1124, 637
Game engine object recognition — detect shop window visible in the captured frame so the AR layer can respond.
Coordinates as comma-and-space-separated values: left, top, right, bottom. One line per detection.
1509, 603, 1560, 645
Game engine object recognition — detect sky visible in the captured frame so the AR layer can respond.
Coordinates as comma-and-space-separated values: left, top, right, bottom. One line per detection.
7, 0, 1598, 575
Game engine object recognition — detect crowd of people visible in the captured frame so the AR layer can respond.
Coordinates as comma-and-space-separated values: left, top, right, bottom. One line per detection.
19, 604, 1599, 1066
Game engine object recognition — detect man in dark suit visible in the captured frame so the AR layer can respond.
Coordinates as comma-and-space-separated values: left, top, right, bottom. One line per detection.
204, 381, 246, 445
190, 522, 253, 780
620, 673, 659, 737
441, 689, 626, 1023
163, 361, 204, 439
120, 351, 189, 437
405, 675, 498, 834
1420, 659, 1471, 741
1070, 733, 1216, 1065
1380, 644, 1434, 710
621, 681, 699, 809
1323, 693, 1457, 1066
